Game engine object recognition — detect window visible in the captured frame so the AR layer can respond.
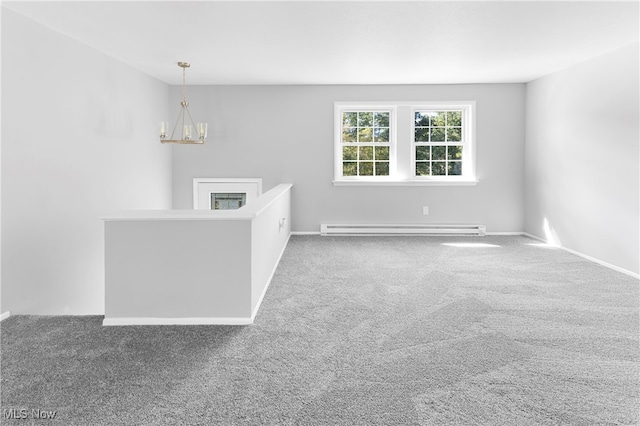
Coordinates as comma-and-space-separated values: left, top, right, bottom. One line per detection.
340, 110, 393, 177
334, 102, 476, 186
413, 109, 464, 177
210, 193, 247, 210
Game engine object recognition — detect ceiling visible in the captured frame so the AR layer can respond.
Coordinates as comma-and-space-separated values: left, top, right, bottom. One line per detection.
3, 1, 639, 85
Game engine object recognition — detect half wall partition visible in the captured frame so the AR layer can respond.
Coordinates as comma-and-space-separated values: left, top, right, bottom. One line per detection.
102, 183, 292, 325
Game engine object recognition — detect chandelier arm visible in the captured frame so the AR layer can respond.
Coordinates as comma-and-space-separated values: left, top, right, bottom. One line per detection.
182, 106, 186, 139
170, 107, 183, 140
185, 106, 198, 136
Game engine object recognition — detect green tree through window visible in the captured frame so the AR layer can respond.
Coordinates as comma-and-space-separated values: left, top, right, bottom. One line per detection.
414, 110, 463, 176
341, 111, 391, 176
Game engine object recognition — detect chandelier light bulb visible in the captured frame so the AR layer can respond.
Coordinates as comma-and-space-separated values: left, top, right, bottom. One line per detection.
197, 122, 208, 140
159, 121, 169, 140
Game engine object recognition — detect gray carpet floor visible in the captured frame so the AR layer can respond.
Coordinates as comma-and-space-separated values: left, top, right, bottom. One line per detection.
1, 235, 638, 425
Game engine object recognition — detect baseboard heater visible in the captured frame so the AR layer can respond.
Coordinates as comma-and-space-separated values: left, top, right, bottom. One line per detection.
320, 224, 486, 236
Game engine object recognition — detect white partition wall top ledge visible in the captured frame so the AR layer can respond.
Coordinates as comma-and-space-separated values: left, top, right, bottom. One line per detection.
102, 184, 293, 221
102, 209, 252, 221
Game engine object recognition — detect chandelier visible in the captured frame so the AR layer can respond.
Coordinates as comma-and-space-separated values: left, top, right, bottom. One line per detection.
160, 62, 207, 144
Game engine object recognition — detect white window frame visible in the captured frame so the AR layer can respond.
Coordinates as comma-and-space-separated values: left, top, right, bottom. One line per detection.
411, 102, 476, 182
333, 104, 397, 182
333, 101, 477, 186
192, 178, 262, 210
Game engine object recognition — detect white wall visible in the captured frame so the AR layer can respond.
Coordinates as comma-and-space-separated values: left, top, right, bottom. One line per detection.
1, 8, 173, 314
0, 5, 3, 317
251, 185, 291, 313
525, 43, 639, 274
171, 84, 526, 233
105, 219, 252, 321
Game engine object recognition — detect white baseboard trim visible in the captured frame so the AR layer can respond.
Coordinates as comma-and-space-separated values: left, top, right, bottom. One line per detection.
296, 230, 524, 237
523, 233, 551, 244
250, 232, 291, 321
102, 316, 253, 326
0, 311, 10, 322
523, 233, 639, 279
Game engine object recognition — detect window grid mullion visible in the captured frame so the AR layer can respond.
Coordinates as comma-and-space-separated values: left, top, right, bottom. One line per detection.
412, 109, 465, 177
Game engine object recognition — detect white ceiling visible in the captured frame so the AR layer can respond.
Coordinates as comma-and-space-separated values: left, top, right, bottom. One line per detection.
3, 1, 639, 85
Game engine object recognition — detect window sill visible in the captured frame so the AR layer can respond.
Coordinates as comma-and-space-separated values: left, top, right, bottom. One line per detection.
332, 179, 479, 187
